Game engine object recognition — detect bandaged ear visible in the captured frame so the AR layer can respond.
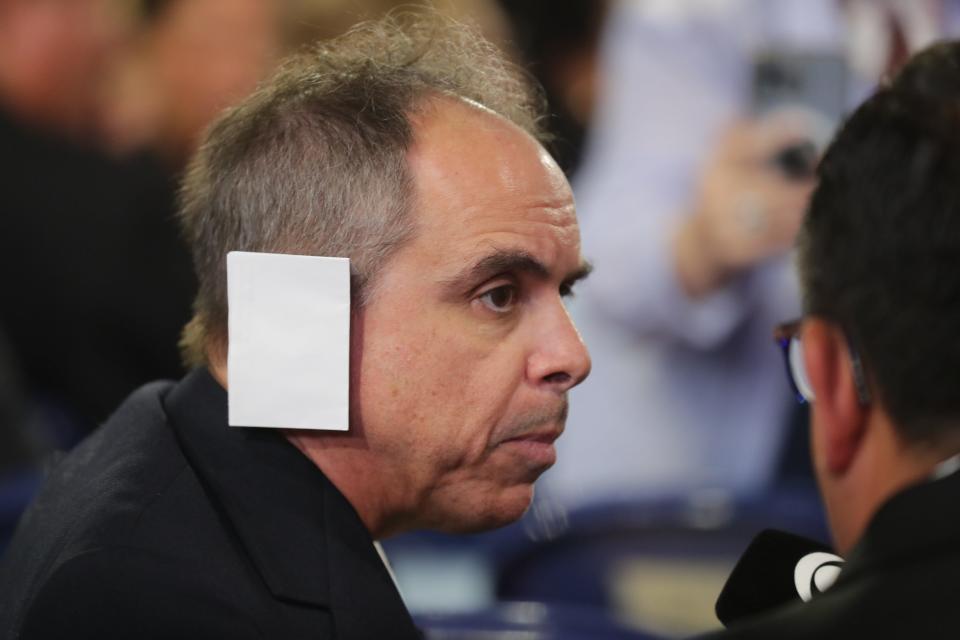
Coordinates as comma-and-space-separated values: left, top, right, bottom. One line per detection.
227, 251, 350, 431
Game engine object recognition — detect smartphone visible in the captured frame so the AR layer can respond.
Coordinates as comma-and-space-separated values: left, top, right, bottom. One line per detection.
752, 50, 848, 179
752, 49, 848, 122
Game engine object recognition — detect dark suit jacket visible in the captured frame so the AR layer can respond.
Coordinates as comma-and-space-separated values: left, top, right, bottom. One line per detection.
704, 465, 960, 639
0, 369, 421, 639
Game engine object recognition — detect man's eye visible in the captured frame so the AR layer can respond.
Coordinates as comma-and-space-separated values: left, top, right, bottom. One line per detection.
478, 285, 517, 313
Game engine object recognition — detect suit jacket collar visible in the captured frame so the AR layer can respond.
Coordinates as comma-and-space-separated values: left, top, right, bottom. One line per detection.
163, 368, 420, 639
839, 463, 960, 585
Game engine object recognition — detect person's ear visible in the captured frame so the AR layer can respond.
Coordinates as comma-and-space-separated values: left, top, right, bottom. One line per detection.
803, 318, 868, 475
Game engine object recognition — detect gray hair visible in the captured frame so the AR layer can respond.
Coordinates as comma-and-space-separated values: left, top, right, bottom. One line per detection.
177, 9, 547, 366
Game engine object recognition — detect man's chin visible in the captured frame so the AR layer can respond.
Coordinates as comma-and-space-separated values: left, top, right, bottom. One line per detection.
434, 485, 536, 534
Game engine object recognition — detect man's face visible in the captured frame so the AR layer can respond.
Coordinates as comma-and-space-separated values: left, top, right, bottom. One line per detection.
152, 0, 279, 156
354, 99, 591, 533
2, 0, 126, 132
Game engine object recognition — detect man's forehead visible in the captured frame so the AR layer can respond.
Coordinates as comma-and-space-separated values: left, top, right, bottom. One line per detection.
402, 97, 580, 278
407, 98, 569, 203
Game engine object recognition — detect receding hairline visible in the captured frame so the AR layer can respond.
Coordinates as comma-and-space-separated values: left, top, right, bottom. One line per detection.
406, 90, 550, 144
404, 92, 564, 203
177, 9, 551, 367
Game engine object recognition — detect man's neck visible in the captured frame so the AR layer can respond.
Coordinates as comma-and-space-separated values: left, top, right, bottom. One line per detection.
207, 361, 407, 538
828, 414, 960, 554
283, 430, 415, 540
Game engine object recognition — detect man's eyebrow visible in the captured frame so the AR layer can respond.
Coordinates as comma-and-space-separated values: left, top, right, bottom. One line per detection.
441, 248, 593, 291
566, 260, 593, 285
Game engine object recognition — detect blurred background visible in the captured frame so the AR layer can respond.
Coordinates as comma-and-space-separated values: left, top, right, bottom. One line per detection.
0, 0, 956, 638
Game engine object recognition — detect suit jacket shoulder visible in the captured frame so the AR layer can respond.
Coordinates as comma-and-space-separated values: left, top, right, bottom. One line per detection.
0, 370, 419, 640
704, 469, 960, 639
19, 546, 272, 639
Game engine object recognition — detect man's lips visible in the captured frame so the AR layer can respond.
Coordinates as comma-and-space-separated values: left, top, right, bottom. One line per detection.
493, 403, 567, 468
497, 427, 563, 468
501, 428, 562, 445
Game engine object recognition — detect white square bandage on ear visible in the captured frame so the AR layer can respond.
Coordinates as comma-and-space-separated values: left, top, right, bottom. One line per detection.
227, 251, 350, 430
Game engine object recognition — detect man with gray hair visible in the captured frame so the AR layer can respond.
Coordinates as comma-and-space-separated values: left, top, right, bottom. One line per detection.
0, 12, 591, 639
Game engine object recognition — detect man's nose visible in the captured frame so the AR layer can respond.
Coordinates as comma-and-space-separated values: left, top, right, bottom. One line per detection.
527, 303, 592, 392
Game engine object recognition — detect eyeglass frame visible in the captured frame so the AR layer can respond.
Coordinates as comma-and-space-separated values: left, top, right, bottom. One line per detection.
774, 319, 871, 405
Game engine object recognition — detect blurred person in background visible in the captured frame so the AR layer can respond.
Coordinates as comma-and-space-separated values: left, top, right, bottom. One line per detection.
495, 0, 609, 175
0, 0, 194, 450
706, 40, 960, 638
0, 332, 32, 470
545, 0, 960, 506
100, 0, 515, 167
0, 0, 125, 140
99, 0, 283, 165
